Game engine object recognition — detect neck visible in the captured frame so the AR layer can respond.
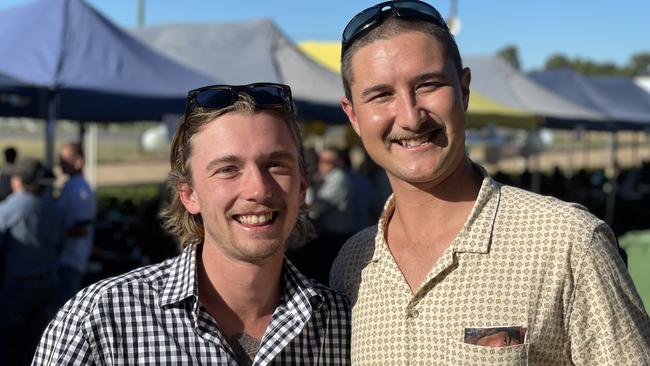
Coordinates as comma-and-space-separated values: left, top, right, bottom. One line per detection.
197, 242, 283, 338
388, 158, 482, 241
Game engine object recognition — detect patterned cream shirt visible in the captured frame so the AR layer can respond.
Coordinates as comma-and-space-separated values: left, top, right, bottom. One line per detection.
331, 171, 650, 365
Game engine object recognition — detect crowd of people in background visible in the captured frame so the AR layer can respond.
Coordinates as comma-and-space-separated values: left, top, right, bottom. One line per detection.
0, 144, 96, 365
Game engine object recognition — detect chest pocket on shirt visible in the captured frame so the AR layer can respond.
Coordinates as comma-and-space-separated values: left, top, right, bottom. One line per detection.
449, 342, 529, 365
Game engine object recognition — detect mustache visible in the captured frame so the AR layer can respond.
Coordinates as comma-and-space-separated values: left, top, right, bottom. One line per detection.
384, 123, 445, 146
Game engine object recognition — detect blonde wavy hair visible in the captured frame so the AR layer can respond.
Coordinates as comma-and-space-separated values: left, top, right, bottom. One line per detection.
161, 94, 313, 249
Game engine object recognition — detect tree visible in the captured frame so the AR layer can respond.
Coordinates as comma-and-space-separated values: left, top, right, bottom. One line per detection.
543, 51, 650, 76
544, 54, 571, 70
498, 45, 521, 70
629, 52, 650, 76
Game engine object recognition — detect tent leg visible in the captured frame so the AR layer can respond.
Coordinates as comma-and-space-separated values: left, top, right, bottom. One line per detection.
565, 130, 574, 178
605, 131, 619, 227
531, 153, 541, 193
45, 92, 57, 168
84, 122, 98, 190
79, 120, 86, 152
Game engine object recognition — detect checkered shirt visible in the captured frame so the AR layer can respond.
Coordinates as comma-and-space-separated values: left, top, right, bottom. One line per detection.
32, 244, 351, 365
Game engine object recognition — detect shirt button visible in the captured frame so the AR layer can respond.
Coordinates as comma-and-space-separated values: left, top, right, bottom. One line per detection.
407, 308, 419, 318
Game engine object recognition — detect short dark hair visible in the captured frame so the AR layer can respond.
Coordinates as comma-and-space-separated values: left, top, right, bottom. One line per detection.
3, 147, 17, 164
341, 15, 463, 104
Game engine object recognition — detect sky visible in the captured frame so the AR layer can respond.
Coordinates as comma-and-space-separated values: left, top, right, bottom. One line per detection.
1, 0, 649, 71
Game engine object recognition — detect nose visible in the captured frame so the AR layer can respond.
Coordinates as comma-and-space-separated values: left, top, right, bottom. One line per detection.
241, 166, 273, 202
395, 91, 426, 131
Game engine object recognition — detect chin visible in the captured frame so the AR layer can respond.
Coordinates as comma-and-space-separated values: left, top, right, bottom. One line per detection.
237, 240, 284, 263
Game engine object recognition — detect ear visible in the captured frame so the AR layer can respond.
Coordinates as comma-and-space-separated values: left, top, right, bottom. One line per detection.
460, 67, 471, 111
178, 182, 201, 215
341, 96, 360, 136
298, 175, 308, 205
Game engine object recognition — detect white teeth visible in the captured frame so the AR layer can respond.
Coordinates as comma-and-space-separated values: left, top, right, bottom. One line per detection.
399, 135, 430, 147
236, 213, 273, 225
396, 129, 442, 147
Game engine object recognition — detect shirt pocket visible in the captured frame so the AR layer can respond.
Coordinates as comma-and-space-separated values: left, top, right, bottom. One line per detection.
449, 341, 529, 365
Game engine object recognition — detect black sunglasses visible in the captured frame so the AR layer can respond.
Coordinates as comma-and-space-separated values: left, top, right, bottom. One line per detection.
184, 83, 293, 116
342, 0, 449, 54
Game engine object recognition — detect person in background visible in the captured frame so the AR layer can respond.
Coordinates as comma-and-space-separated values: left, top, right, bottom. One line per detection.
0, 157, 64, 365
299, 146, 355, 284
33, 83, 350, 365
57, 142, 97, 304
0, 146, 18, 201
330, 0, 650, 364
310, 146, 355, 238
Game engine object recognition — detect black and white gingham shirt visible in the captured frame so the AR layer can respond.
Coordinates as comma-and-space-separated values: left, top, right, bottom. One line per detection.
32, 244, 351, 365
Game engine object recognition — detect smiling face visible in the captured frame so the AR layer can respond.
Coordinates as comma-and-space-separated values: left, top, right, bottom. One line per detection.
178, 111, 306, 264
341, 31, 470, 189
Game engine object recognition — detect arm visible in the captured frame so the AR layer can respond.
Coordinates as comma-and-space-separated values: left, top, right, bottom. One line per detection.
31, 310, 96, 366
568, 224, 650, 364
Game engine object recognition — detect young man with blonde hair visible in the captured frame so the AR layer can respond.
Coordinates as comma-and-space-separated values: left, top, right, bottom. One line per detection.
34, 83, 350, 365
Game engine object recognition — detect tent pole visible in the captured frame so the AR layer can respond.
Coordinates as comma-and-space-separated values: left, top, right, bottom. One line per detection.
84, 122, 98, 190
574, 125, 584, 177
631, 130, 639, 165
641, 128, 650, 162
79, 120, 86, 151
530, 127, 541, 193
45, 90, 57, 168
605, 130, 619, 227
565, 130, 574, 177
531, 152, 541, 193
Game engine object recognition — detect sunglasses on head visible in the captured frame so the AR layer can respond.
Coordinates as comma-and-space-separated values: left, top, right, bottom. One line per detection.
341, 0, 449, 54
184, 82, 293, 116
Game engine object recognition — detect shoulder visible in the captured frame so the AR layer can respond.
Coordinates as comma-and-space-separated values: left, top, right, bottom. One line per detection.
333, 226, 378, 269
310, 279, 351, 313
55, 257, 176, 326
329, 226, 378, 293
498, 184, 604, 234
493, 184, 614, 266
0, 193, 35, 220
34, 255, 185, 364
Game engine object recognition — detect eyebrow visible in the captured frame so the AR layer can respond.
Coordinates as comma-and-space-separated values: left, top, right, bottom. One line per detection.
204, 150, 296, 173
360, 72, 449, 100
361, 84, 391, 100
267, 150, 296, 162
205, 155, 241, 173
411, 71, 448, 84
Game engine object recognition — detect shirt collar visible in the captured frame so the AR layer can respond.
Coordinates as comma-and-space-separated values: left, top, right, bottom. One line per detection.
159, 243, 323, 315
281, 258, 323, 320
159, 243, 197, 307
452, 164, 500, 254
374, 163, 501, 260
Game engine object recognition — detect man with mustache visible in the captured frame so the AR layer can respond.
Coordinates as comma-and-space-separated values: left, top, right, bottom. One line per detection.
330, 1, 650, 364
